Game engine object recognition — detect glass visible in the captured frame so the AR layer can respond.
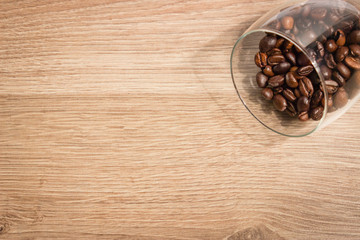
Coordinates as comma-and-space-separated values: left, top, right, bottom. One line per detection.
231, 0, 360, 137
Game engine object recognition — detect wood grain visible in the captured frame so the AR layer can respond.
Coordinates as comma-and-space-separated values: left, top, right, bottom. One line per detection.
1, 0, 360, 239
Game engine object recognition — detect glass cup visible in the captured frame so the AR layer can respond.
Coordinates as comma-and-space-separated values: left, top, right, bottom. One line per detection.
231, 0, 360, 137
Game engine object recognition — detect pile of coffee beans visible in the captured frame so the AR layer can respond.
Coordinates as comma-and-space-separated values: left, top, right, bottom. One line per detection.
253, 2, 360, 121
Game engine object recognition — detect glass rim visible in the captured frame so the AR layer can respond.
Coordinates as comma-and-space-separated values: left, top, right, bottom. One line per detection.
230, 28, 328, 137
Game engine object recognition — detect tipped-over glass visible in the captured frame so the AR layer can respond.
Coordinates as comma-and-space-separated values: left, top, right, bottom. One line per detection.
231, 0, 360, 137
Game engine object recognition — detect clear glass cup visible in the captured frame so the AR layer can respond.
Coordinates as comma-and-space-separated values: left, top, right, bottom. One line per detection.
231, 0, 360, 137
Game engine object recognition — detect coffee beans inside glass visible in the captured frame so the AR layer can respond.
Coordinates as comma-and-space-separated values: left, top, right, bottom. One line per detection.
231, 0, 360, 137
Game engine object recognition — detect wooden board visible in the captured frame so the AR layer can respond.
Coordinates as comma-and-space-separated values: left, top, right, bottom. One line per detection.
1, 0, 360, 239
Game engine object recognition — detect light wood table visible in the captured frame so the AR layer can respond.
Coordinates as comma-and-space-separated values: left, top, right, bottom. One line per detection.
1, 1, 360, 239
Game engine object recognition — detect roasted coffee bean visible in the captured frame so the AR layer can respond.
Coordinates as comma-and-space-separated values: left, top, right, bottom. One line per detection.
310, 8, 327, 21
286, 101, 297, 117
335, 46, 349, 62
311, 89, 324, 107
297, 96, 310, 112
320, 65, 332, 80
273, 87, 283, 94
255, 52, 268, 68
263, 65, 275, 77
275, 38, 285, 48
273, 94, 287, 111
349, 44, 360, 57
318, 34, 327, 44
310, 106, 324, 121
299, 30, 317, 45
261, 88, 274, 100
325, 39, 338, 53
297, 52, 311, 66
322, 94, 334, 109
344, 56, 360, 70
336, 62, 351, 79
289, 66, 298, 72
268, 75, 285, 87
267, 48, 282, 56
283, 40, 294, 50
301, 4, 311, 17
324, 53, 336, 69
297, 65, 314, 76
268, 19, 281, 30
315, 41, 325, 57
259, 35, 277, 53
256, 72, 268, 88
298, 111, 309, 121
285, 72, 298, 88
339, 20, 354, 34
294, 88, 301, 98
292, 24, 299, 35
348, 30, 360, 44
332, 71, 346, 87
268, 55, 286, 66
309, 71, 321, 85
282, 88, 296, 102
334, 87, 348, 108
327, 10, 341, 24
281, 16, 294, 30
315, 21, 334, 37
334, 29, 346, 46
296, 18, 312, 30
324, 80, 339, 94
299, 77, 314, 97
307, 48, 317, 61
273, 62, 291, 74
285, 52, 296, 65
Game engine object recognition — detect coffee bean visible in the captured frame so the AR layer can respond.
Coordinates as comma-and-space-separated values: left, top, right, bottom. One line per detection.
344, 56, 360, 70
348, 30, 360, 44
325, 39, 338, 53
283, 39, 294, 50
297, 53, 311, 66
285, 72, 298, 88
255, 52, 268, 68
263, 65, 275, 77
292, 24, 299, 35
302, 4, 311, 17
286, 101, 297, 117
332, 71, 346, 87
267, 48, 282, 56
282, 88, 296, 102
259, 35, 277, 53
315, 41, 325, 57
256, 72, 268, 88
349, 44, 360, 57
273, 62, 291, 75
311, 89, 324, 107
310, 106, 324, 121
299, 30, 317, 44
307, 48, 317, 61
334, 29, 346, 46
297, 96, 310, 112
327, 10, 341, 24
297, 18, 312, 30
268, 55, 286, 66
298, 111, 309, 121
299, 77, 314, 97
268, 75, 285, 88
273, 87, 283, 94
262, 88, 274, 100
294, 88, 301, 98
334, 87, 348, 108
320, 65, 332, 80
281, 16, 294, 30
275, 38, 285, 48
289, 66, 298, 72
268, 19, 281, 30
324, 53, 336, 69
297, 65, 314, 76
324, 80, 339, 94
310, 8, 327, 21
273, 94, 287, 111
285, 52, 297, 65
335, 46, 349, 62
336, 62, 351, 79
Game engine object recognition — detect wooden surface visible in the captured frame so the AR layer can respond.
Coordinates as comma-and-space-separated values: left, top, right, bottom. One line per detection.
1, 1, 360, 239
